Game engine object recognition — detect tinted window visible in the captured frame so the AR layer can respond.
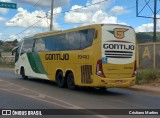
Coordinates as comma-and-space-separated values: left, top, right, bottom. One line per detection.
21, 37, 34, 54
44, 36, 56, 51
56, 34, 68, 50
38, 34, 68, 51
35, 38, 47, 52
33, 28, 95, 51
68, 32, 81, 50
81, 29, 94, 49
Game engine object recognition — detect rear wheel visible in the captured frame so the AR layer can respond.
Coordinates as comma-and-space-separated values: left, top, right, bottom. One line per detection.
56, 71, 66, 88
21, 68, 28, 80
67, 72, 76, 90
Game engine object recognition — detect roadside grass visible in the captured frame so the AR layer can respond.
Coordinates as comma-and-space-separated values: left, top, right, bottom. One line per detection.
136, 69, 160, 86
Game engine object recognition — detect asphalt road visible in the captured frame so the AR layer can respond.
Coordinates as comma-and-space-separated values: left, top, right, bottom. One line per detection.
0, 68, 160, 118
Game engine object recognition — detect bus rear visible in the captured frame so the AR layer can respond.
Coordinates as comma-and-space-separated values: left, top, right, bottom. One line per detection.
96, 24, 136, 88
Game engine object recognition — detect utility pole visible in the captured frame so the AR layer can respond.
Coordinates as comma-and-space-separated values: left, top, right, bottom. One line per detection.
50, 0, 54, 31
136, 0, 160, 42
153, 0, 157, 42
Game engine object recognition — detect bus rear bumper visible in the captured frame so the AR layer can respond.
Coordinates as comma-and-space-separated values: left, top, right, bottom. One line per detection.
97, 77, 136, 88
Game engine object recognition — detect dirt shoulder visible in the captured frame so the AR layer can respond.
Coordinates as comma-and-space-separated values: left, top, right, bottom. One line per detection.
0, 67, 14, 71
0, 64, 14, 68
130, 84, 160, 94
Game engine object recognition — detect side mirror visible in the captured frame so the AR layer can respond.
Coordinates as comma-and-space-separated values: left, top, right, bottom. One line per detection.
12, 46, 18, 56
12, 51, 14, 56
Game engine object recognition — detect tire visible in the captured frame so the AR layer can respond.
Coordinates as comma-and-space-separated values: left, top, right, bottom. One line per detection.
56, 71, 66, 88
67, 72, 76, 90
21, 68, 28, 80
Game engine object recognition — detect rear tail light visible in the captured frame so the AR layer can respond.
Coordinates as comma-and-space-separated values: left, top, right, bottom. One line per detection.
96, 59, 106, 78
132, 60, 137, 77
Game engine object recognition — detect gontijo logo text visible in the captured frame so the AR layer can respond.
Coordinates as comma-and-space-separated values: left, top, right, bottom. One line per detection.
103, 43, 135, 50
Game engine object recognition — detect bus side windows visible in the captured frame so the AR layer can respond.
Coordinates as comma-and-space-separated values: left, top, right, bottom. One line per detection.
43, 36, 56, 51
67, 29, 95, 50
68, 32, 80, 50
80, 30, 87, 49
81, 29, 94, 49
21, 38, 34, 54
56, 34, 68, 51
87, 29, 95, 42
35, 38, 47, 52
30, 28, 95, 52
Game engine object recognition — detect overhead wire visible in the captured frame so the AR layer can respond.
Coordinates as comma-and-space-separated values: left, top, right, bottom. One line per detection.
12, 0, 111, 38
0, 0, 43, 40
2, 0, 159, 39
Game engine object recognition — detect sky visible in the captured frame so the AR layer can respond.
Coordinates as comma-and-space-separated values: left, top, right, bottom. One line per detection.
0, 0, 160, 41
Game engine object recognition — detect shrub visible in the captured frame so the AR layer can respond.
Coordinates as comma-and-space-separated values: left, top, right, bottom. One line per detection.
136, 69, 160, 84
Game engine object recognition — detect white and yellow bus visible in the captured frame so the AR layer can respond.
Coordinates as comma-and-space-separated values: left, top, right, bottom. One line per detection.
12, 24, 136, 89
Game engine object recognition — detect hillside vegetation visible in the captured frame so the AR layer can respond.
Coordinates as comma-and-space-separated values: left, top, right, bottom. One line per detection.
136, 32, 160, 43
0, 39, 18, 52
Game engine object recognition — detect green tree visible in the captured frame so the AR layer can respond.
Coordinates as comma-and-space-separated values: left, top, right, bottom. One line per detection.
2, 46, 12, 52
13, 39, 18, 46
136, 32, 160, 43
0, 40, 3, 45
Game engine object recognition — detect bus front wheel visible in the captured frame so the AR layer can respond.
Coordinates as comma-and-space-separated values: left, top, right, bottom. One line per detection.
21, 68, 28, 80
67, 72, 76, 90
56, 71, 66, 88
